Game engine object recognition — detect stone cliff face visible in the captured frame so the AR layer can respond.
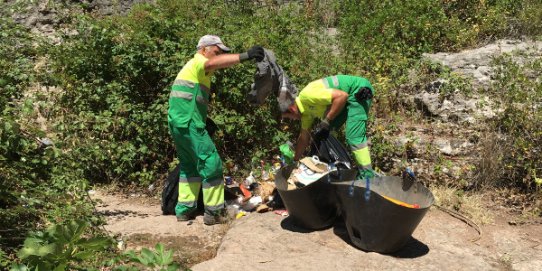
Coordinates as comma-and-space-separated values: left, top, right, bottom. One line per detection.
388, 39, 541, 188
5, 0, 153, 38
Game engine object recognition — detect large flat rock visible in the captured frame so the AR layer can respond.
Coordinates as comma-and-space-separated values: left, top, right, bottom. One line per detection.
192, 209, 542, 271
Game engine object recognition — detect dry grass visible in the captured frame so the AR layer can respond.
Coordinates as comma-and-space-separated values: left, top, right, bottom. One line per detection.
431, 185, 494, 225
473, 132, 508, 190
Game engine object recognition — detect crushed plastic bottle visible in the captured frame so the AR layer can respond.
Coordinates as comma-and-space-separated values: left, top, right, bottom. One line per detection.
279, 141, 294, 165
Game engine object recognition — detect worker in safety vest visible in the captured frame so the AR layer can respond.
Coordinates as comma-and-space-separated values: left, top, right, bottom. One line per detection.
168, 35, 264, 225
281, 75, 375, 177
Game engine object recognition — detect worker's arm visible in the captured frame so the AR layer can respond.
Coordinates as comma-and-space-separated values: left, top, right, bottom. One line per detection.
325, 89, 348, 121
204, 54, 242, 73
204, 46, 264, 73
294, 129, 311, 161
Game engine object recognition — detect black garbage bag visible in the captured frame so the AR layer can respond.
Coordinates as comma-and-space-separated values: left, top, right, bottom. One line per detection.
205, 117, 218, 138
309, 133, 354, 169
161, 163, 208, 215
161, 163, 180, 215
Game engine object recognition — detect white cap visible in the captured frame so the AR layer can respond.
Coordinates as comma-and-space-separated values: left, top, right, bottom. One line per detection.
278, 91, 296, 113
197, 35, 231, 52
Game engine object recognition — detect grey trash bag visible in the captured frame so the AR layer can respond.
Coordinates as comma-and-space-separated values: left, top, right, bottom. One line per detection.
247, 49, 298, 111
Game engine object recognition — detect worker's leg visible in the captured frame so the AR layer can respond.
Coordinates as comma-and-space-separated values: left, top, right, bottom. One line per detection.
169, 122, 202, 218
192, 125, 225, 223
345, 118, 373, 178
200, 149, 225, 217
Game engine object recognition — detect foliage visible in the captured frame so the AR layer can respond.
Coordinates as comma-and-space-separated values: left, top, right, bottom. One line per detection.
0, 16, 99, 269
111, 243, 180, 271
476, 54, 542, 191
0, 18, 36, 112
45, 0, 340, 185
13, 220, 112, 271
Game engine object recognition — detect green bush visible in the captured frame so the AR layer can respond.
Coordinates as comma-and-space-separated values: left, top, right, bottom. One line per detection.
0, 18, 36, 112
42, 0, 542, 187
478, 55, 542, 191
46, 0, 341, 185
0, 16, 97, 262
14, 220, 112, 271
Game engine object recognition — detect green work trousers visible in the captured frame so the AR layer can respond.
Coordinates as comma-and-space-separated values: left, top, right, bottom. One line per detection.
168, 120, 225, 217
331, 95, 373, 176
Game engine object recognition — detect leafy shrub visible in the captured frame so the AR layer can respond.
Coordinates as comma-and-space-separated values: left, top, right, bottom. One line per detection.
113, 243, 180, 271
14, 220, 112, 271
475, 55, 542, 191
0, 15, 98, 264
42, 0, 542, 188
0, 18, 36, 112
46, 0, 341, 185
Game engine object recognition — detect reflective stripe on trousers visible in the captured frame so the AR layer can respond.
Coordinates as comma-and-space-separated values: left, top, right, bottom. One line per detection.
345, 118, 372, 171
351, 142, 372, 171
169, 121, 225, 216
177, 177, 225, 213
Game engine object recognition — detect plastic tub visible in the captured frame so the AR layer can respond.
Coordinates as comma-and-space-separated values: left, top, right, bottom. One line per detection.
274, 167, 357, 230
333, 176, 434, 253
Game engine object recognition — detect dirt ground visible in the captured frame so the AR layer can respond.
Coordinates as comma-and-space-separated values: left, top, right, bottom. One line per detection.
92, 189, 542, 271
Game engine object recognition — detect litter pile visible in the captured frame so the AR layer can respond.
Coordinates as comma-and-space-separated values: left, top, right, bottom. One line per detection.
224, 155, 332, 218
286, 156, 329, 189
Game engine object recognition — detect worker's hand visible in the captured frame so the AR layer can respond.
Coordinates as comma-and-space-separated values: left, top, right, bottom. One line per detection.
313, 118, 330, 140
240, 45, 265, 62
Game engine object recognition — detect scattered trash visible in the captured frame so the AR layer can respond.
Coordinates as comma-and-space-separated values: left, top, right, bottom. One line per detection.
225, 176, 233, 185
244, 173, 256, 187
242, 196, 262, 211
236, 211, 247, 219
284, 156, 331, 189
299, 156, 327, 173
256, 203, 270, 213
239, 184, 252, 199
293, 163, 326, 186
223, 153, 333, 217
273, 209, 288, 216
116, 238, 126, 250
37, 137, 54, 148
279, 141, 294, 165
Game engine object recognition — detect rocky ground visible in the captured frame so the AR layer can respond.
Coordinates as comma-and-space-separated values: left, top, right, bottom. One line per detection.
92, 188, 542, 271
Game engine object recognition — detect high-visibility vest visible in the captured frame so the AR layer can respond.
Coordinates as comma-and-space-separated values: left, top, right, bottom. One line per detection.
168, 53, 213, 128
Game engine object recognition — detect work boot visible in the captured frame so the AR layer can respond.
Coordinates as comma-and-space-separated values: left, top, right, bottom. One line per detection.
203, 212, 227, 226
176, 210, 197, 222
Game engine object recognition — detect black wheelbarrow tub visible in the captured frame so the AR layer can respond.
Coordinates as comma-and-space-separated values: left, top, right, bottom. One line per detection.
274, 167, 357, 230
333, 176, 434, 253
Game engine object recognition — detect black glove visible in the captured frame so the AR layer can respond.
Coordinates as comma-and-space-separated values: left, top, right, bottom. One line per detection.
355, 87, 373, 102
205, 118, 218, 138
313, 118, 330, 140
239, 45, 265, 62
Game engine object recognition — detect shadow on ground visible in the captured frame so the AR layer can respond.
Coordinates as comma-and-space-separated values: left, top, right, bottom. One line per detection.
281, 215, 429, 258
